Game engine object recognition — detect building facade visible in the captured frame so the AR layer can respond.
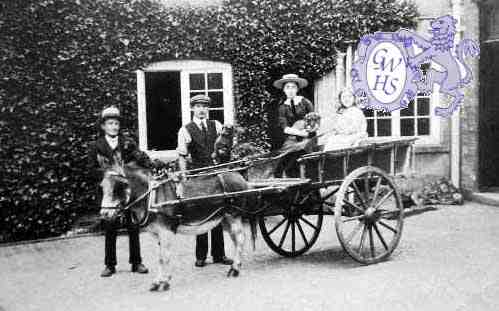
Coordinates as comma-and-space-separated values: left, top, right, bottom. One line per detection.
136, 0, 497, 196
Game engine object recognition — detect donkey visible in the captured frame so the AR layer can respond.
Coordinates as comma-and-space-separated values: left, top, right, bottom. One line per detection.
97, 155, 257, 292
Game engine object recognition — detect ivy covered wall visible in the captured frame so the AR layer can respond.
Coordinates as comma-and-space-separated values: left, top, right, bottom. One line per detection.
0, 0, 418, 241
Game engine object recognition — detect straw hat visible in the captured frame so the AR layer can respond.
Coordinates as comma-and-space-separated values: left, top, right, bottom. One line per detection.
273, 73, 308, 89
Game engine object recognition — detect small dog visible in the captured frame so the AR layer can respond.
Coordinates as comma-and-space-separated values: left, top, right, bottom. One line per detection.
280, 112, 321, 152
212, 124, 237, 164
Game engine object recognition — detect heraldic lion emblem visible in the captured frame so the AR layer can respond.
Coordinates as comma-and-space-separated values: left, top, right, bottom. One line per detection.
396, 15, 480, 117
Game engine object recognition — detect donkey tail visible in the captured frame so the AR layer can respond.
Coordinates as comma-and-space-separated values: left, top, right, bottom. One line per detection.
456, 39, 480, 86
242, 217, 258, 251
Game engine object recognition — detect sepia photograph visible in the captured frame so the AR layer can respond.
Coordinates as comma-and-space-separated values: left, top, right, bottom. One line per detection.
0, 0, 497, 310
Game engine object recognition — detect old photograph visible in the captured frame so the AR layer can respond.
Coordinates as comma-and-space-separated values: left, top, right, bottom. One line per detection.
0, 0, 497, 310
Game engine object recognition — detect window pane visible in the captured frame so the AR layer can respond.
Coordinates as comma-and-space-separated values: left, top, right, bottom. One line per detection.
378, 119, 392, 136
417, 97, 430, 116
401, 100, 414, 116
208, 91, 224, 108
189, 73, 205, 90
209, 109, 224, 123
401, 119, 415, 136
207, 73, 223, 89
420, 63, 430, 76
417, 118, 430, 135
363, 108, 374, 118
367, 119, 375, 136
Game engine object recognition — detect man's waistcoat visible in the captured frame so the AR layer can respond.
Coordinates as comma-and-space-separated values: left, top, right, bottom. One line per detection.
185, 120, 217, 168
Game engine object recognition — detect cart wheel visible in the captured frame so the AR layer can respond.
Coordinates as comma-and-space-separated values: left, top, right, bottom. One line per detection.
334, 166, 404, 264
259, 190, 323, 257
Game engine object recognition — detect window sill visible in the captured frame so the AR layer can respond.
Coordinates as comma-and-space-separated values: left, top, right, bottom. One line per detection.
414, 144, 449, 154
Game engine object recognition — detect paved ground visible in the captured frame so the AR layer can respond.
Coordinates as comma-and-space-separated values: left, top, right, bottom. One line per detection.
1, 202, 499, 311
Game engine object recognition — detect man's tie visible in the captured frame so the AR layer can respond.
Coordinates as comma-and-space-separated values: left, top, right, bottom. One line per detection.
201, 121, 208, 145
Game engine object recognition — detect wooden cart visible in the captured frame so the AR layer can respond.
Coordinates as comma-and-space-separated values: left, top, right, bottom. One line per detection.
151, 137, 416, 265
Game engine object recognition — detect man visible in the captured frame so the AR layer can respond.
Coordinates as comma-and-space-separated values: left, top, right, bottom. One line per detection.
87, 106, 151, 277
176, 94, 233, 267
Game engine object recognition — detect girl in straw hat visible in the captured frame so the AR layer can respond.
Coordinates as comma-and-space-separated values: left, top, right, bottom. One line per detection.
273, 73, 316, 177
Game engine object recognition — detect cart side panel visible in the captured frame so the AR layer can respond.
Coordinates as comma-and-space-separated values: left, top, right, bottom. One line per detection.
372, 147, 392, 173
322, 155, 345, 181
346, 150, 370, 175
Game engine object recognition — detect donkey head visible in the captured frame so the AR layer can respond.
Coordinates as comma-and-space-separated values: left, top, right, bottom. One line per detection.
97, 154, 131, 219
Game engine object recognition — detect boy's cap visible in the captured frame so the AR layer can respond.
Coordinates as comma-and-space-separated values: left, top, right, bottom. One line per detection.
100, 106, 121, 123
190, 95, 211, 106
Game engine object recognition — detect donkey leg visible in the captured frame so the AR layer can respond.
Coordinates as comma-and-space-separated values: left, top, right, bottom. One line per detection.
150, 226, 174, 291
225, 215, 244, 277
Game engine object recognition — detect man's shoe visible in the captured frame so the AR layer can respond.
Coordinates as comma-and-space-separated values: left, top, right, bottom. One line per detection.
100, 266, 116, 277
195, 259, 206, 267
213, 256, 233, 265
131, 263, 149, 274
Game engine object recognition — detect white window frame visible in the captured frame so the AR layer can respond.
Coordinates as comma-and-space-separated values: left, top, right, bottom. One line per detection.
364, 85, 441, 145
137, 60, 234, 160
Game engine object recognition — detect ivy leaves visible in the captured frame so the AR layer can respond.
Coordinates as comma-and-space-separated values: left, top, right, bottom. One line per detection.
0, 0, 417, 242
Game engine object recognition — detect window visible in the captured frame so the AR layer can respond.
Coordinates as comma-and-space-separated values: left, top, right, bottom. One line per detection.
188, 72, 225, 123
362, 62, 440, 145
362, 89, 439, 144
137, 60, 234, 159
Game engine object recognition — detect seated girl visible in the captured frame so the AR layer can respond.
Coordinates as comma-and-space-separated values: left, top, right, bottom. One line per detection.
324, 88, 368, 151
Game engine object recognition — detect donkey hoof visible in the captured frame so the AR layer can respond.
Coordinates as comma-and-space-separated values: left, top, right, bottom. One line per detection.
149, 281, 170, 292
227, 267, 240, 278
159, 281, 170, 291
150, 282, 160, 291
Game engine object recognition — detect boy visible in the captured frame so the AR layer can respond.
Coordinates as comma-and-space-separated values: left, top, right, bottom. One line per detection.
88, 106, 151, 277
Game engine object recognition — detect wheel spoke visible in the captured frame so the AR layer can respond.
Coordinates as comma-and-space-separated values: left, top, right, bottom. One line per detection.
293, 190, 301, 204
323, 200, 335, 207
357, 225, 367, 254
278, 220, 291, 248
296, 220, 309, 247
343, 199, 365, 213
291, 221, 296, 252
345, 221, 364, 245
267, 217, 287, 235
322, 187, 339, 200
373, 188, 394, 210
363, 174, 370, 204
373, 223, 388, 251
351, 181, 367, 209
371, 176, 383, 208
378, 220, 398, 234
298, 192, 313, 205
368, 225, 375, 258
300, 216, 318, 230
342, 214, 365, 223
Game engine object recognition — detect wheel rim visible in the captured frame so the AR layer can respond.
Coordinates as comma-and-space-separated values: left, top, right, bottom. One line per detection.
259, 190, 323, 257
334, 166, 404, 264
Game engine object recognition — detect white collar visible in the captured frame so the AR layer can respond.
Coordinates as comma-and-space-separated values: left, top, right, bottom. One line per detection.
105, 135, 119, 149
192, 117, 207, 128
105, 135, 118, 142
284, 96, 303, 106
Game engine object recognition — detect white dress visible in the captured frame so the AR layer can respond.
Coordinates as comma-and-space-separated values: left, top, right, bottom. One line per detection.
324, 107, 368, 151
